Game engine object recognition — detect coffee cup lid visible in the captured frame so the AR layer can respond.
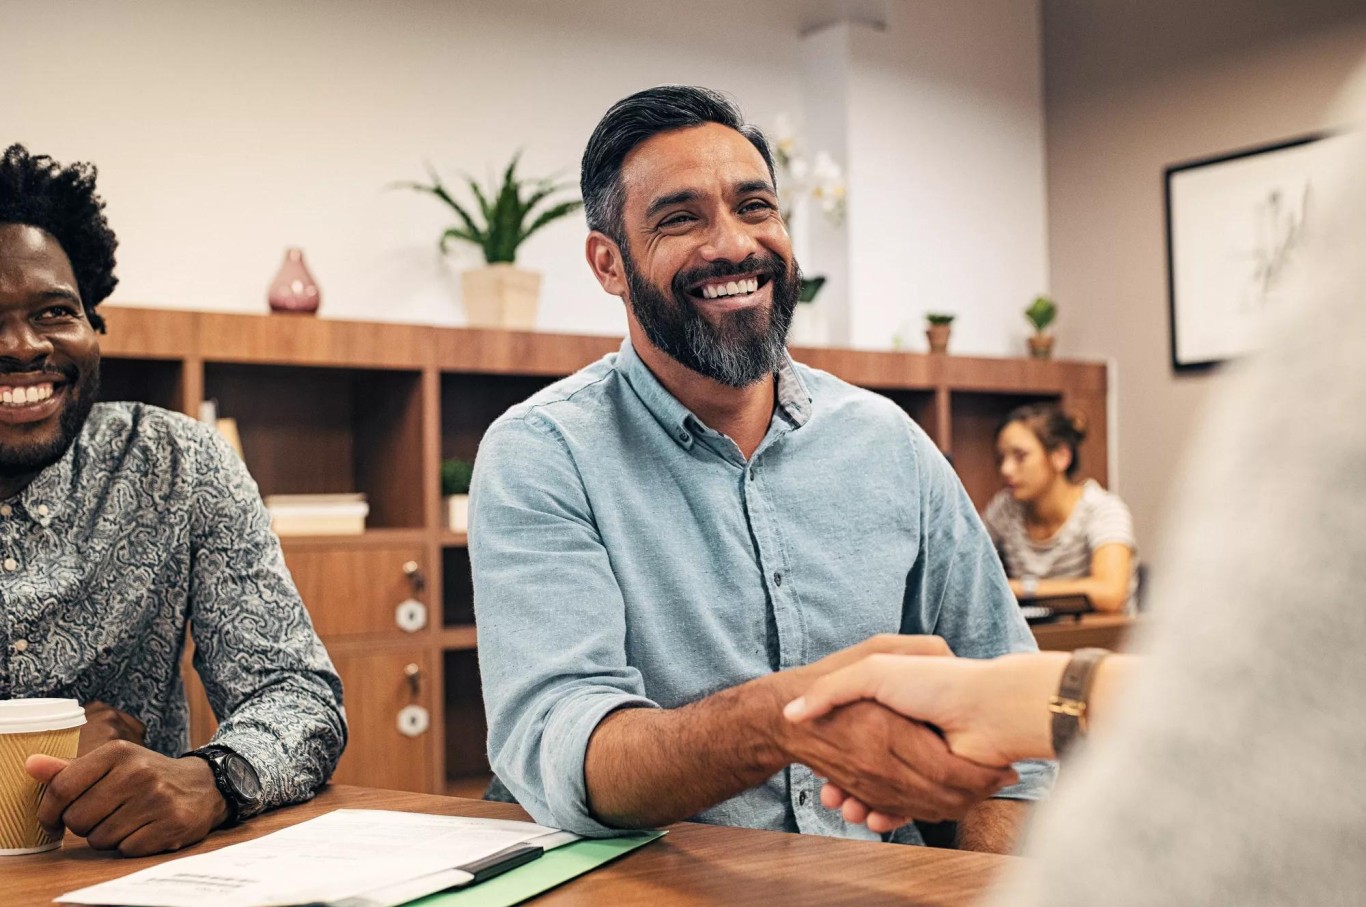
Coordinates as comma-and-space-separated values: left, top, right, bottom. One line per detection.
0, 699, 87, 734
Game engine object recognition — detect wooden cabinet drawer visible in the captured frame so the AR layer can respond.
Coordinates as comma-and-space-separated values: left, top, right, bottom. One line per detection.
329, 648, 434, 791
284, 545, 429, 638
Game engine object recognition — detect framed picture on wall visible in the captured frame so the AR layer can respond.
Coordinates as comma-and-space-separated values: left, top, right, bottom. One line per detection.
1164, 132, 1350, 371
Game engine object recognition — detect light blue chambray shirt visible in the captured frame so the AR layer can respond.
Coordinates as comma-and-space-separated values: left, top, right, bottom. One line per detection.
471, 340, 1053, 843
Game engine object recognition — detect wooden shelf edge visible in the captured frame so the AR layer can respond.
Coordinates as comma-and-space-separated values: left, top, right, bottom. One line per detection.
440, 531, 469, 547
445, 774, 493, 800
440, 626, 478, 650
279, 527, 429, 549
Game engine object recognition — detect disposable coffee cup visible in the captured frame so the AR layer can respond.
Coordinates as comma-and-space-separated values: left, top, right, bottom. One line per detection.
0, 698, 85, 855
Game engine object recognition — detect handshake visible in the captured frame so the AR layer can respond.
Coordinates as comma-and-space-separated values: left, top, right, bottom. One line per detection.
773, 635, 1066, 834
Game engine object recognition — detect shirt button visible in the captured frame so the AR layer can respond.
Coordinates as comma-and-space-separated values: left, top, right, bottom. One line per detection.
0, 504, 11, 516
3, 557, 17, 571
36, 504, 49, 517
749, 468, 757, 482
678, 431, 691, 443
773, 571, 783, 587
798, 790, 809, 806
12, 639, 28, 652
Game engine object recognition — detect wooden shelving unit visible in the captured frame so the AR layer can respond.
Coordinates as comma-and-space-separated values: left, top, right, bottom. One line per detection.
99, 305, 1109, 796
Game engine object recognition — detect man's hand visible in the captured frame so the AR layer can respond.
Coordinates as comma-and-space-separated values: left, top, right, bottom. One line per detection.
763, 635, 1016, 825
78, 701, 147, 756
773, 700, 1015, 824
26, 741, 231, 856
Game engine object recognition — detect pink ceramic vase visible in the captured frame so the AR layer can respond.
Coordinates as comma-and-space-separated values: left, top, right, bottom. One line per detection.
267, 248, 321, 314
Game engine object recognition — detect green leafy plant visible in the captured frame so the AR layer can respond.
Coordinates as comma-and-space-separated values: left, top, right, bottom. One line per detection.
1025, 295, 1057, 333
395, 155, 583, 264
441, 458, 475, 497
925, 312, 956, 326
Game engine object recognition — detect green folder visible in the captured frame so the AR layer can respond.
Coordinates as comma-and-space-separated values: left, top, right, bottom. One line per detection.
405, 832, 665, 907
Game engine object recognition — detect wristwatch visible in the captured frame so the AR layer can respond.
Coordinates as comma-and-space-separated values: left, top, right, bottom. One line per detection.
1020, 575, 1040, 596
1048, 647, 1109, 758
181, 744, 265, 826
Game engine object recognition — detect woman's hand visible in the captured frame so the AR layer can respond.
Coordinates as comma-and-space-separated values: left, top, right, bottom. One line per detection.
784, 652, 1070, 768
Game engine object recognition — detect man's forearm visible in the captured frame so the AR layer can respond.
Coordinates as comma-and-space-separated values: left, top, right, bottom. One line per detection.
584, 674, 793, 829
955, 797, 1030, 853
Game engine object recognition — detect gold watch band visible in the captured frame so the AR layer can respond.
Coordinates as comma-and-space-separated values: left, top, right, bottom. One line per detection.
1048, 647, 1110, 758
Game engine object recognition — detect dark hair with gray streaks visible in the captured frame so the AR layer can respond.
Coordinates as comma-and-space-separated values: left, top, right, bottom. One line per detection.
580, 85, 776, 243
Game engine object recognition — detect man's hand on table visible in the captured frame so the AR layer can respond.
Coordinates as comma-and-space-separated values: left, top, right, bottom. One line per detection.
25, 740, 231, 856
78, 700, 148, 755
764, 635, 1017, 828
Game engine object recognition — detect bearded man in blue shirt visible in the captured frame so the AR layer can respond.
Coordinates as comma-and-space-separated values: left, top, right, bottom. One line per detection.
471, 86, 1052, 853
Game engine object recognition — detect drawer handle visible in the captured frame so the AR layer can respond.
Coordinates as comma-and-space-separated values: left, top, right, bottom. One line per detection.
403, 560, 426, 592
404, 662, 422, 697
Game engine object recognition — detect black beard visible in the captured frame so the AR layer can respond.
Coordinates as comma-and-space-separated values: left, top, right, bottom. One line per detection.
623, 248, 801, 388
0, 361, 100, 477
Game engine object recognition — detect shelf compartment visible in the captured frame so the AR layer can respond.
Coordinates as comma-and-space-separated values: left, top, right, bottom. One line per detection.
440, 372, 558, 464
204, 363, 424, 528
99, 356, 186, 413
442, 546, 475, 627
443, 650, 490, 781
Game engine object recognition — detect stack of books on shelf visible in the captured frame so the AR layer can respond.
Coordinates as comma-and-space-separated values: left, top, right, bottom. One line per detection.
265, 493, 369, 536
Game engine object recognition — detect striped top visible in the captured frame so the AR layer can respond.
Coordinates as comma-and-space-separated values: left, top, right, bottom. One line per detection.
982, 479, 1138, 611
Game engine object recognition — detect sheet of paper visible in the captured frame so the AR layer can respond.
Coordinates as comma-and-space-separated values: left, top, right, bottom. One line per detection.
57, 809, 570, 907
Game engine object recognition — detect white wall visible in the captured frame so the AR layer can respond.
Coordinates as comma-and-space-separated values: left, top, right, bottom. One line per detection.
843, 1, 1049, 353
1043, 0, 1366, 545
4, 0, 1047, 356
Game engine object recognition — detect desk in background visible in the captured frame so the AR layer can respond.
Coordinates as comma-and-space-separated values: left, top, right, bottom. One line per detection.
11, 785, 1013, 907
1032, 614, 1137, 652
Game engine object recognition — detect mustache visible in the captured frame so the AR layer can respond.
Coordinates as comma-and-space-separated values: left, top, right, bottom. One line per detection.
672, 254, 786, 296
0, 362, 78, 381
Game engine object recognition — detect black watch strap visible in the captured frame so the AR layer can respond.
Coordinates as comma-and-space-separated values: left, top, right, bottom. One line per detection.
181, 744, 263, 827
1048, 647, 1109, 758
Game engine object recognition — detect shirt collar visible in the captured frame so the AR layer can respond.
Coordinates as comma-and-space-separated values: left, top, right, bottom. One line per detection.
6, 439, 74, 528
616, 339, 813, 450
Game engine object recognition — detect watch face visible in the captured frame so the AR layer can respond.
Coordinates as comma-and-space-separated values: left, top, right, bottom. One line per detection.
224, 753, 263, 801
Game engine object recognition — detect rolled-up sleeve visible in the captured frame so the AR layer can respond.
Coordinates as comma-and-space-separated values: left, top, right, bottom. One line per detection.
186, 430, 347, 810
899, 423, 1057, 801
471, 415, 658, 836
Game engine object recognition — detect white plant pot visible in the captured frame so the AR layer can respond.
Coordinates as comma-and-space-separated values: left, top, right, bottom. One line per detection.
445, 494, 470, 532
461, 264, 542, 329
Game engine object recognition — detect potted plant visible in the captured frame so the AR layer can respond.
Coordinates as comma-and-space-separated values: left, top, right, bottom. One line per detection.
396, 155, 582, 329
925, 313, 955, 354
1025, 295, 1057, 359
441, 458, 475, 532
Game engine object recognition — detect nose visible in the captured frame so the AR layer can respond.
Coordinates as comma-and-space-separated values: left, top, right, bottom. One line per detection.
0, 318, 55, 366
699, 211, 761, 264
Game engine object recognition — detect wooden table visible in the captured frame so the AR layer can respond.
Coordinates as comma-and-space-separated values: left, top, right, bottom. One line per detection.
1032, 613, 1136, 652
8, 785, 1014, 906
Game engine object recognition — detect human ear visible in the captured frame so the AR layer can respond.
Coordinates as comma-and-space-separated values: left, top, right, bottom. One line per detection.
1050, 447, 1073, 476
585, 232, 627, 297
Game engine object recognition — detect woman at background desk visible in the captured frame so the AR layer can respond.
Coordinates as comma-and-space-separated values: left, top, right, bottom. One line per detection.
983, 404, 1137, 613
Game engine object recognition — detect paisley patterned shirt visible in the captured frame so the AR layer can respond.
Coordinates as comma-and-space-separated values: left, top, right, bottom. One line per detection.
0, 402, 346, 809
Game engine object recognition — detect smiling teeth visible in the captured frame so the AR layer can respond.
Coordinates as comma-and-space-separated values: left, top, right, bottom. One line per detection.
702, 278, 759, 299
0, 383, 55, 406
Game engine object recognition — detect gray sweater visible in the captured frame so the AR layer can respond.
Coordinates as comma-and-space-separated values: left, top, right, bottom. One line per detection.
990, 136, 1366, 905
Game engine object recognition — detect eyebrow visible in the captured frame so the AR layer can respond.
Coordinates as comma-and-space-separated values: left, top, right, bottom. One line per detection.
644, 180, 778, 221
32, 288, 83, 306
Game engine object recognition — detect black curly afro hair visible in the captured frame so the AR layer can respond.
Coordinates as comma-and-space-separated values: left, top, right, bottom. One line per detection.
0, 144, 118, 332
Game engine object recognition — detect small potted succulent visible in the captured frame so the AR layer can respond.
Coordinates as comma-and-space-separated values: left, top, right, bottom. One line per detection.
1025, 295, 1057, 359
925, 313, 955, 354
395, 155, 582, 330
441, 458, 475, 532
